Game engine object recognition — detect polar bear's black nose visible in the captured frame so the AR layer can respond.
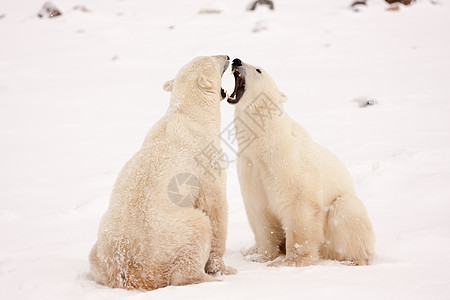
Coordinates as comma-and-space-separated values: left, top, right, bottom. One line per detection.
233, 58, 242, 66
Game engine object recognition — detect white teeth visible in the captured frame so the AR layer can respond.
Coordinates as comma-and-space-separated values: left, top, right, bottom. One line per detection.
232, 69, 242, 78
221, 90, 228, 101
228, 70, 241, 101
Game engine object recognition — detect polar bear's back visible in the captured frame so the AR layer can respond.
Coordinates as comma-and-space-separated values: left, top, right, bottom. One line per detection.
290, 120, 356, 204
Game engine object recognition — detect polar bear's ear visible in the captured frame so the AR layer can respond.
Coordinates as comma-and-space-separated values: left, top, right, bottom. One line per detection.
280, 91, 288, 102
198, 75, 213, 89
163, 79, 174, 92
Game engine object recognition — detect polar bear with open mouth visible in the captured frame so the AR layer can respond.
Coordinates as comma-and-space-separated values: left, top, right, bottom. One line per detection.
227, 58, 374, 266
89, 55, 236, 291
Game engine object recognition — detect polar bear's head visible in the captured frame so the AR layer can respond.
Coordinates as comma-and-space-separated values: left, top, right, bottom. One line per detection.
227, 58, 287, 105
163, 55, 230, 103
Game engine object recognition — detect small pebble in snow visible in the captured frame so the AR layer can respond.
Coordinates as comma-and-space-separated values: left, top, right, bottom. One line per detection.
73, 5, 91, 13
199, 8, 222, 14
247, 0, 275, 11
353, 96, 377, 108
385, 0, 414, 5
37, 2, 62, 18
199, 2, 228, 14
386, 4, 400, 11
252, 21, 269, 33
350, 1, 367, 12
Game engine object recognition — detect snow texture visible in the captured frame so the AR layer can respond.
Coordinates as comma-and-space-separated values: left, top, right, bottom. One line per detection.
1, 0, 450, 299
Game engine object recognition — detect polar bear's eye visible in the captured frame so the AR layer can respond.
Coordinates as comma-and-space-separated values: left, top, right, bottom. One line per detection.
256, 69, 262, 74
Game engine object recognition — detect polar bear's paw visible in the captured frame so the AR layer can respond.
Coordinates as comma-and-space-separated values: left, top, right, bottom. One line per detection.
222, 265, 238, 275
267, 255, 315, 267
241, 245, 258, 257
241, 245, 281, 263
244, 253, 272, 263
266, 256, 287, 267
205, 256, 237, 275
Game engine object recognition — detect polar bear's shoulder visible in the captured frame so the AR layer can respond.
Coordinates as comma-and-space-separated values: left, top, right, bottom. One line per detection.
290, 119, 311, 141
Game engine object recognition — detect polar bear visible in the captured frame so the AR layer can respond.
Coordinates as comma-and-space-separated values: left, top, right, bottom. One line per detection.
89, 55, 236, 290
227, 58, 374, 266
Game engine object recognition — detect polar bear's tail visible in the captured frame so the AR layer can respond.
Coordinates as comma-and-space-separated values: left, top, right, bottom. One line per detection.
321, 194, 375, 265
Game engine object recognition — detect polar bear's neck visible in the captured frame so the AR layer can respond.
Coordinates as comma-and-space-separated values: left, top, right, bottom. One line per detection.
167, 94, 222, 130
234, 94, 288, 135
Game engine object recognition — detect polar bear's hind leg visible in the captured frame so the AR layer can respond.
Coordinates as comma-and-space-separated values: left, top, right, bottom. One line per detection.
169, 215, 217, 286
169, 242, 218, 286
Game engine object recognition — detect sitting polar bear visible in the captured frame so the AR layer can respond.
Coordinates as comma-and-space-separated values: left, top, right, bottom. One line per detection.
227, 58, 374, 266
90, 55, 236, 290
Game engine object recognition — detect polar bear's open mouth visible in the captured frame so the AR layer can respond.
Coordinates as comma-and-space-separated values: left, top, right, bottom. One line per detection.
227, 67, 245, 104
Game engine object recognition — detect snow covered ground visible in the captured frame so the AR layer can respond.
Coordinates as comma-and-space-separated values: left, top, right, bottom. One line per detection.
1, 0, 450, 299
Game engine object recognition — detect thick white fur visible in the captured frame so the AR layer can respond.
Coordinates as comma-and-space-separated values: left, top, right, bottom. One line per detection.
89, 55, 235, 290
232, 60, 374, 266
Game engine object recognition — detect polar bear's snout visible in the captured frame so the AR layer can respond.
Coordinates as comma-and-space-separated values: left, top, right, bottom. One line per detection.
232, 58, 242, 66
212, 55, 230, 75
215, 55, 230, 100
227, 58, 246, 104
